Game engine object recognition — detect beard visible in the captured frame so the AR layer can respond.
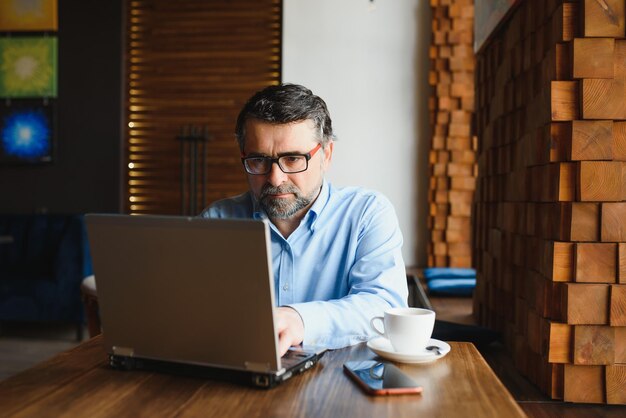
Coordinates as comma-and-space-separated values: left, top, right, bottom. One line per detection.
259, 182, 321, 219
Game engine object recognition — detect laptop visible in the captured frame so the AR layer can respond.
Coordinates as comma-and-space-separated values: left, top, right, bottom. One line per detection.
85, 214, 326, 388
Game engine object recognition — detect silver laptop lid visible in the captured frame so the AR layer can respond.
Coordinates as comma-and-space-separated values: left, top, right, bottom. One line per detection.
86, 214, 281, 373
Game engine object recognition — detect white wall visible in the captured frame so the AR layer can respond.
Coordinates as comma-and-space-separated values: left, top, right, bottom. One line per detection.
283, 0, 431, 266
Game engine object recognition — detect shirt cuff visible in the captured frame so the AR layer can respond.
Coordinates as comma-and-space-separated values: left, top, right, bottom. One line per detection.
286, 301, 370, 348
286, 301, 325, 346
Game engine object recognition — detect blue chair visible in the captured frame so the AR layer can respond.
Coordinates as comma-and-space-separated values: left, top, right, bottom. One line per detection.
0, 214, 92, 339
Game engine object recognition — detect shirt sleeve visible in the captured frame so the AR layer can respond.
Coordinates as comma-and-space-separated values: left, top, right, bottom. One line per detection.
287, 195, 408, 348
198, 192, 255, 219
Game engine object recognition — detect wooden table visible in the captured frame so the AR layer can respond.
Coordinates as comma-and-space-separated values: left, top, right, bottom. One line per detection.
0, 336, 525, 417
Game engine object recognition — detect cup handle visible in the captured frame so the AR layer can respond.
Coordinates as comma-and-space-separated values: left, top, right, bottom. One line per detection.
370, 316, 385, 337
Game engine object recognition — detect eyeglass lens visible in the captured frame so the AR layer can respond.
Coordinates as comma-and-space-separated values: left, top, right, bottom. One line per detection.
245, 155, 307, 174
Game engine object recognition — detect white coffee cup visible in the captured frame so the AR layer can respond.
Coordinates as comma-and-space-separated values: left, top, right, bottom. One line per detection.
370, 307, 436, 354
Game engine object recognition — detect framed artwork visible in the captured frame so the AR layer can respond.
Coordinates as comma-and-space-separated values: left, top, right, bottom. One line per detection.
474, 0, 520, 52
0, 0, 58, 32
0, 100, 54, 164
0, 36, 57, 98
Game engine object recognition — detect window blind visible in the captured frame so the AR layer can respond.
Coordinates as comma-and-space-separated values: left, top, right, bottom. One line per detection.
125, 0, 281, 214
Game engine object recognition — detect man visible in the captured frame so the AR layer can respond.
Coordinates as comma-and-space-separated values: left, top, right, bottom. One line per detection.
201, 83, 408, 355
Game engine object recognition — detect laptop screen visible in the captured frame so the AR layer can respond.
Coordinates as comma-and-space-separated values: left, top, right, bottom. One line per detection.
86, 214, 283, 373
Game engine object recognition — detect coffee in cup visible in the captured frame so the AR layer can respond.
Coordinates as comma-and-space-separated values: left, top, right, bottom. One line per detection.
370, 307, 436, 353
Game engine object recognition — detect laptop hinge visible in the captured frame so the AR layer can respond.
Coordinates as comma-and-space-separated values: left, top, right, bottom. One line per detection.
244, 361, 271, 372
112, 346, 134, 357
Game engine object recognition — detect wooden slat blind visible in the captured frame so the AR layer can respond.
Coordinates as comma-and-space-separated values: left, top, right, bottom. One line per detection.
124, 0, 281, 215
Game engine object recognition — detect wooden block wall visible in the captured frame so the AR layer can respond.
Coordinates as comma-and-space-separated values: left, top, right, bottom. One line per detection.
427, 0, 477, 268
473, 0, 626, 404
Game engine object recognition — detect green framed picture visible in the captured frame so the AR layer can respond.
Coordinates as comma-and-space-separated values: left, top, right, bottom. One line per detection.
0, 37, 57, 98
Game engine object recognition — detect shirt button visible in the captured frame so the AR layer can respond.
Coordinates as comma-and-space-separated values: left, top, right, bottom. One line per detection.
282, 283, 289, 291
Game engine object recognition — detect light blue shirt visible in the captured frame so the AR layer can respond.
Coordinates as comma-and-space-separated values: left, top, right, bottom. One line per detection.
200, 180, 408, 349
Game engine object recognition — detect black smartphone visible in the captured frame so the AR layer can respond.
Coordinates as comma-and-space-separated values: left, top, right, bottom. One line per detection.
343, 360, 423, 396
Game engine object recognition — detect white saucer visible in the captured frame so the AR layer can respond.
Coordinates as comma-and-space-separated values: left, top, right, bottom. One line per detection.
366, 337, 451, 364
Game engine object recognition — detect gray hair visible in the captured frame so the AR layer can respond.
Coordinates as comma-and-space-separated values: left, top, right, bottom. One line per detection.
235, 83, 335, 151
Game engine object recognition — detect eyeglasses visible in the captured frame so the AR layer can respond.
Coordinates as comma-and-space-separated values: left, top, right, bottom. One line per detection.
241, 143, 322, 175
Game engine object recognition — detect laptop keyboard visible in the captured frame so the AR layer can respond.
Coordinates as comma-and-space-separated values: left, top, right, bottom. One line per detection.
281, 351, 311, 368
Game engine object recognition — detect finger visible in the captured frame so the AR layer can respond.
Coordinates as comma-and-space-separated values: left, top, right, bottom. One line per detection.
278, 331, 292, 356
275, 313, 288, 334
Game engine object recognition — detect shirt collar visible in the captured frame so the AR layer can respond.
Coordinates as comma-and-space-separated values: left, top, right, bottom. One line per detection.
307, 179, 329, 232
251, 195, 265, 220
249, 179, 330, 231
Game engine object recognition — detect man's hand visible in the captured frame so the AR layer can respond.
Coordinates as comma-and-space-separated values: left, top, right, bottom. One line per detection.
275, 306, 305, 356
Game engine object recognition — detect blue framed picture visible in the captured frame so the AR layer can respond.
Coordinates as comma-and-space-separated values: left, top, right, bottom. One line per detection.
0, 100, 54, 164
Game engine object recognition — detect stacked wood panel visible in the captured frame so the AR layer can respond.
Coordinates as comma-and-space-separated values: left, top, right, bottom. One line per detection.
427, 0, 477, 268
473, 0, 626, 404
